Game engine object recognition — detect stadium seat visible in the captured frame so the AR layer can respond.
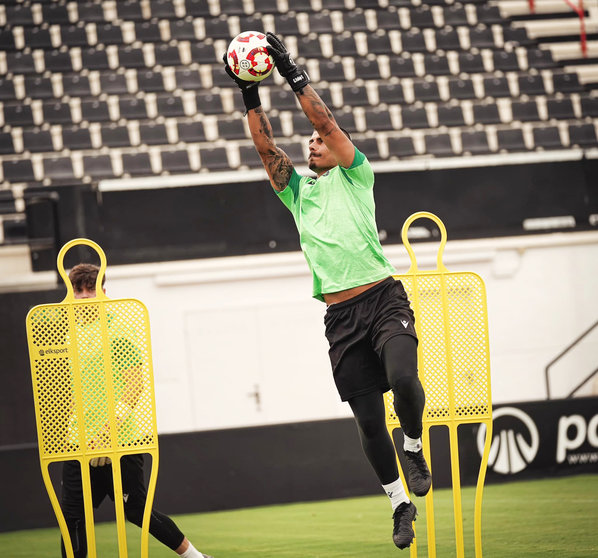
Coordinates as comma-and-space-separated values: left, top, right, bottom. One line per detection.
101, 124, 132, 147
217, 117, 247, 140
532, 126, 563, 149
122, 152, 153, 175
435, 28, 461, 51
292, 113, 316, 136
196, 92, 224, 114
60, 25, 90, 47
5, 5, 34, 25
100, 73, 128, 95
6, 52, 36, 74
185, 0, 211, 17
81, 48, 111, 71
476, 4, 502, 24
526, 49, 556, 69
0, 133, 15, 155
412, 80, 442, 102
552, 73, 583, 93
96, 24, 125, 45
356, 138, 382, 161
335, 111, 358, 134
117, 1, 143, 20
203, 18, 231, 40
389, 55, 417, 77
409, 6, 435, 28
140, 123, 169, 145
155, 45, 182, 67
387, 136, 417, 158
374, 9, 402, 30
493, 50, 520, 72
511, 100, 541, 122
437, 105, 465, 127
0, 29, 16, 51
568, 123, 598, 147
424, 133, 455, 157
42, 3, 70, 23
332, 34, 359, 57
308, 13, 335, 33
580, 96, 598, 117
341, 85, 370, 106
62, 75, 92, 97
424, 54, 451, 76
448, 78, 476, 100
190, 43, 218, 64
3, 104, 35, 126
81, 100, 111, 122
364, 107, 395, 131
461, 130, 492, 155
170, 20, 197, 40
0, 79, 16, 101
24, 27, 53, 49
503, 26, 533, 45
239, 145, 263, 168
354, 58, 382, 80
497, 129, 527, 151
199, 147, 230, 171
156, 95, 186, 117
468, 26, 496, 49
44, 51, 75, 73
473, 102, 502, 124
23, 130, 54, 153
401, 29, 427, 53
270, 89, 299, 111
177, 121, 207, 143
43, 156, 77, 181
137, 70, 166, 93
318, 60, 346, 82
62, 127, 93, 150
161, 150, 193, 174
518, 75, 546, 96
366, 33, 393, 56
342, 11, 368, 32
546, 98, 575, 120
24, 77, 54, 99
443, 5, 468, 26
378, 83, 406, 104
3, 160, 36, 182
458, 52, 485, 74
176, 68, 203, 90
135, 22, 162, 42
401, 106, 430, 129
483, 77, 511, 98
151, 0, 177, 18
78, 3, 106, 23
118, 46, 146, 69
296, 36, 325, 59
83, 155, 116, 179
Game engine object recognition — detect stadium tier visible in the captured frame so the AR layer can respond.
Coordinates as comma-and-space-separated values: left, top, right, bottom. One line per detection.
0, 0, 597, 245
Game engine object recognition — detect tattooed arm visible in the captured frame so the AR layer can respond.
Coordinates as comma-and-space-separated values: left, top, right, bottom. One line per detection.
296, 85, 355, 168
247, 106, 294, 192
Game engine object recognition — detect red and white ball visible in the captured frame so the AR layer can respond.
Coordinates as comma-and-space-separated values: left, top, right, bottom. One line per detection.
226, 31, 275, 82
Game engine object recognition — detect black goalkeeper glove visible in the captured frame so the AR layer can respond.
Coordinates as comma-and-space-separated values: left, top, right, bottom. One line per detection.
266, 32, 310, 92
222, 53, 261, 113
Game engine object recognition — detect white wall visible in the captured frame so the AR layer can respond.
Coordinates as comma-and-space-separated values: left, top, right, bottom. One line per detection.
5, 231, 598, 434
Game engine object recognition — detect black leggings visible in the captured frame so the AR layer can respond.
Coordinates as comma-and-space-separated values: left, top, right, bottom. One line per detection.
348, 335, 425, 485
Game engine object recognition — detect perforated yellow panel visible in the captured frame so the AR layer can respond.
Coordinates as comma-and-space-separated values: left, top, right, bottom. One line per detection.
25, 239, 159, 558
385, 272, 491, 426
385, 213, 493, 558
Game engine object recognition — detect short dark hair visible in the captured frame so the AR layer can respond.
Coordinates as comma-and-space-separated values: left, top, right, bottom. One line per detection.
68, 263, 105, 291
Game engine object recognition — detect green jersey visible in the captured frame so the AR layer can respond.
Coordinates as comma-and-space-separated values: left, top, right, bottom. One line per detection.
277, 148, 396, 301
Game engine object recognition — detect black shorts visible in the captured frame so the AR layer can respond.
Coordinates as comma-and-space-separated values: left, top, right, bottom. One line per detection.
62, 454, 148, 518
324, 277, 418, 401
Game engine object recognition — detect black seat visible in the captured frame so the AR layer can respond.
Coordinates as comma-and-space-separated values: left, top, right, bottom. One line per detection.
378, 83, 405, 104
154, 44, 182, 67
134, 22, 162, 42
185, 0, 211, 17
219, 0, 246, 15
389, 55, 416, 77
292, 113, 315, 136
177, 121, 206, 143
83, 155, 116, 179
0, 30, 16, 51
140, 123, 169, 145
24, 76, 54, 99
176, 68, 203, 90
308, 13, 335, 33
341, 85, 370, 107
136, 70, 166, 92
580, 96, 598, 117
81, 48, 110, 71
493, 50, 520, 72
476, 4, 502, 24
161, 150, 192, 174
42, 3, 69, 23
3, 104, 35, 126
156, 95, 185, 117
448, 78, 476, 100
483, 76, 510, 98
60, 25, 90, 47
122, 152, 153, 175
469, 26, 496, 48
119, 97, 148, 119
100, 72, 128, 95
461, 130, 491, 155
24, 27, 53, 49
568, 124, 598, 147
424, 54, 450, 76
0, 132, 15, 155
552, 72, 582, 93
365, 33, 392, 55
199, 147, 230, 171
62, 75, 91, 97
401, 106, 430, 129
239, 145, 263, 169
296, 36, 325, 59
196, 92, 224, 114
81, 99, 111, 122
526, 48, 556, 69
364, 107, 395, 131
190, 42, 217, 63
96, 24, 124, 45
511, 100, 540, 122
443, 5, 468, 26
409, 6, 435, 28
356, 138, 382, 161
3, 160, 35, 182
43, 156, 76, 181
473, 102, 501, 124
62, 126, 93, 150
203, 18, 231, 40
424, 133, 455, 157
497, 129, 527, 151
532, 126, 563, 149
150, 0, 177, 18
318, 60, 346, 82
5, 5, 34, 25
518, 74, 545, 96
401, 29, 427, 52
355, 58, 382, 80
270, 89, 299, 111
335, 111, 358, 134
117, 1, 143, 20
44, 51, 74, 73
413, 80, 441, 102
78, 3, 106, 23
388, 136, 417, 158
0, 78, 16, 101
437, 105, 465, 127
435, 28, 460, 51
332, 34, 359, 56
23, 130, 54, 153
170, 20, 196, 40
375, 8, 401, 30
117, 46, 146, 68
546, 98, 575, 120
503, 26, 533, 45
277, 141, 305, 163
6, 52, 36, 74
458, 52, 485, 74
343, 11, 368, 32
217, 117, 247, 139
101, 124, 131, 147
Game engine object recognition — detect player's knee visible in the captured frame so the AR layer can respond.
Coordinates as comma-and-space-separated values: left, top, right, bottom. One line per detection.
357, 414, 386, 440
390, 374, 422, 399
125, 506, 145, 527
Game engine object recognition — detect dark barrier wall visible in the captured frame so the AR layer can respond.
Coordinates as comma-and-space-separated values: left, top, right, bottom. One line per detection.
1, 399, 596, 533
25, 158, 598, 269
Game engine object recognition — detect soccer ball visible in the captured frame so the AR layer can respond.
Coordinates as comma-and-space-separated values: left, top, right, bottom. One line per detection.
226, 31, 275, 82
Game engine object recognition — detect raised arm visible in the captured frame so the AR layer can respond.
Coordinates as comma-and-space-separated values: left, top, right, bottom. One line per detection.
266, 33, 355, 168
223, 54, 294, 192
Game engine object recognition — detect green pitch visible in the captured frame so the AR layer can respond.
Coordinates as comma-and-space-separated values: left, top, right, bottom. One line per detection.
1, 474, 596, 557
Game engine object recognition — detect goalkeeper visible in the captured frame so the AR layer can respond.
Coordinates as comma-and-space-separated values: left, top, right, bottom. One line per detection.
223, 33, 431, 550
59, 264, 212, 558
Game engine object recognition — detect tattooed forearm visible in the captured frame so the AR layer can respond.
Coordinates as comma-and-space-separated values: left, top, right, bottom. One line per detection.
264, 148, 293, 191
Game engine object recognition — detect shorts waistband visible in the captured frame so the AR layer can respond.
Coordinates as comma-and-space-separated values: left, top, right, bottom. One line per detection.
325, 276, 395, 312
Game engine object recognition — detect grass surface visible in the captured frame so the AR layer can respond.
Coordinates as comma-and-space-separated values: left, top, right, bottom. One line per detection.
1, 474, 596, 557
